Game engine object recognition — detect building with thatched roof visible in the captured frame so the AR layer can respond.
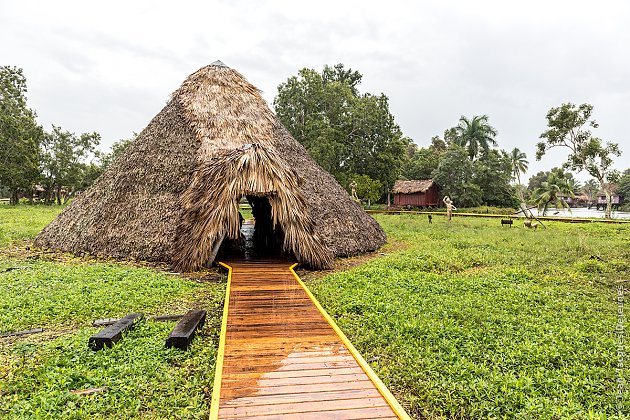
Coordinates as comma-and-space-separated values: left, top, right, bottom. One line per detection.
392, 179, 439, 207
35, 61, 386, 271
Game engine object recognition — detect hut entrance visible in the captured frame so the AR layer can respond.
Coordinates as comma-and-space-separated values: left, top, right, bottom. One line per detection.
217, 194, 287, 261
246, 195, 285, 258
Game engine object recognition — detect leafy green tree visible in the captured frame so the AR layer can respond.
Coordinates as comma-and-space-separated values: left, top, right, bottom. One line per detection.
616, 169, 630, 210
582, 179, 600, 204
473, 149, 517, 207
0, 66, 43, 204
452, 115, 498, 160
537, 103, 622, 218
348, 174, 381, 208
402, 146, 441, 180
527, 170, 550, 193
527, 168, 578, 197
432, 145, 482, 207
274, 64, 409, 198
532, 168, 575, 215
41, 126, 101, 204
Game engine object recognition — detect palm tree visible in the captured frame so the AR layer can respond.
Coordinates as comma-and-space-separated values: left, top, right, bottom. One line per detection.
510, 148, 528, 201
509, 148, 528, 184
453, 115, 498, 160
582, 179, 599, 206
533, 170, 575, 215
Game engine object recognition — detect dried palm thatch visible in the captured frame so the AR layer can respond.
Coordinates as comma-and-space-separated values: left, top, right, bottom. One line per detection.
35, 62, 385, 270
392, 179, 435, 194
175, 144, 332, 270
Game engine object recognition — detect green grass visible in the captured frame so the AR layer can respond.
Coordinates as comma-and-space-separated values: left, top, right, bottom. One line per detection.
1, 205, 629, 418
0, 204, 63, 246
0, 204, 226, 419
305, 215, 630, 419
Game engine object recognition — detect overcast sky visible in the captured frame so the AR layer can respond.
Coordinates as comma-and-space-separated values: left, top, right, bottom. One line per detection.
1, 0, 628, 182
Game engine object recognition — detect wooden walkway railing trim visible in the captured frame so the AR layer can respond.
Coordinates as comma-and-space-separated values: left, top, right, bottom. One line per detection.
288, 263, 411, 420
209, 262, 233, 419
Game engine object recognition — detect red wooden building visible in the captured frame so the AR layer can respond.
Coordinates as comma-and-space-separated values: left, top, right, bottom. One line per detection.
392, 179, 439, 208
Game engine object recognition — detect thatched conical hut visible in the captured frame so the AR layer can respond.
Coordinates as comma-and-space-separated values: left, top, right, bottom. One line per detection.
35, 61, 386, 270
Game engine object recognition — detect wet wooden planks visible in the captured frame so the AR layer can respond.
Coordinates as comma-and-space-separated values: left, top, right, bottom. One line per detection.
211, 260, 406, 419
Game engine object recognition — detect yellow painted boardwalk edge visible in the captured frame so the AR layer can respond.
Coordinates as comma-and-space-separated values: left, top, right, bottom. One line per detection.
290, 263, 412, 420
209, 262, 232, 420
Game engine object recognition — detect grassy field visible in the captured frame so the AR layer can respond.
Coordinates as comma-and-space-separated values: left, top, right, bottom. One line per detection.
0, 205, 226, 419
1, 204, 629, 418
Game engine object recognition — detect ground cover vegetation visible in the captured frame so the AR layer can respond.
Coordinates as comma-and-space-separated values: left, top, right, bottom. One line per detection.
304, 214, 629, 419
0, 205, 226, 419
1, 205, 628, 418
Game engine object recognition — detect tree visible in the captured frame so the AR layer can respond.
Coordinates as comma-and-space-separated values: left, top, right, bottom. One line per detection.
402, 146, 441, 180
0, 66, 43, 204
527, 170, 550, 193
432, 145, 482, 207
473, 149, 517, 207
41, 126, 101, 204
582, 179, 600, 205
452, 115, 498, 160
274, 64, 409, 198
537, 103, 622, 218
509, 148, 528, 185
348, 174, 381, 208
532, 168, 575, 215
510, 148, 529, 202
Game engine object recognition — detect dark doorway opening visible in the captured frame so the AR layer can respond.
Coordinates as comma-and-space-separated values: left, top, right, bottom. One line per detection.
216, 195, 288, 262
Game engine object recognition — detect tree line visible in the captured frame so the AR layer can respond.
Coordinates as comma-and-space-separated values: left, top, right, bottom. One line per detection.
0, 66, 132, 205
1, 64, 625, 218
275, 64, 625, 218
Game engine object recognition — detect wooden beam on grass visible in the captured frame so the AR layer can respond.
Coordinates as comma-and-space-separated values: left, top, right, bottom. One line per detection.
0, 328, 44, 338
165, 310, 206, 350
89, 313, 143, 351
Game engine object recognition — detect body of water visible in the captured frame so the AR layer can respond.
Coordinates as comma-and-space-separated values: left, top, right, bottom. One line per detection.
539, 207, 630, 219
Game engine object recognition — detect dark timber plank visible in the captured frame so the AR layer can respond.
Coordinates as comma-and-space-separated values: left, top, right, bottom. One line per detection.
165, 309, 207, 350
89, 313, 143, 350
0, 328, 44, 338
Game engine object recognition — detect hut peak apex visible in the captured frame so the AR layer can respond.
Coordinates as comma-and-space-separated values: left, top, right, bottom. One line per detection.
210, 60, 229, 68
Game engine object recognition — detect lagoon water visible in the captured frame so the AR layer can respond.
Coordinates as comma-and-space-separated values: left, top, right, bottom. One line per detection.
540, 207, 630, 219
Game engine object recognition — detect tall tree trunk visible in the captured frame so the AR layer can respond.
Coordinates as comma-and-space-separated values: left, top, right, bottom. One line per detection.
10, 190, 19, 205
56, 185, 62, 205
604, 190, 612, 219
63, 190, 75, 205
387, 191, 391, 207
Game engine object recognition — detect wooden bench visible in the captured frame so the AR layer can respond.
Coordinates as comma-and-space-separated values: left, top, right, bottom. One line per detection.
501, 219, 513, 227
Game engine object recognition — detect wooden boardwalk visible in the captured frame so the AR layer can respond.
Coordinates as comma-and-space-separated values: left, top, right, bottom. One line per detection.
210, 260, 410, 419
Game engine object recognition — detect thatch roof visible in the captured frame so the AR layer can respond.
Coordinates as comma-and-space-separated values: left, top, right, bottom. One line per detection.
392, 179, 435, 194
35, 62, 385, 270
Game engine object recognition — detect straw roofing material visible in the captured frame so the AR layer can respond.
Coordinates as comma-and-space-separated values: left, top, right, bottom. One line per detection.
35, 63, 385, 270
392, 179, 435, 194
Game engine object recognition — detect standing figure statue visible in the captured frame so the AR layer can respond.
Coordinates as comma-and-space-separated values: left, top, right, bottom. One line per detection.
443, 196, 457, 221
350, 180, 360, 203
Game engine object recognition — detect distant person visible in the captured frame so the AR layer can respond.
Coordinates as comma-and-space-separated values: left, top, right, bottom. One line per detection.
443, 196, 457, 221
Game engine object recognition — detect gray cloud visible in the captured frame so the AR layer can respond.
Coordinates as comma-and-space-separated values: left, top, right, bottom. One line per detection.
1, 0, 628, 182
